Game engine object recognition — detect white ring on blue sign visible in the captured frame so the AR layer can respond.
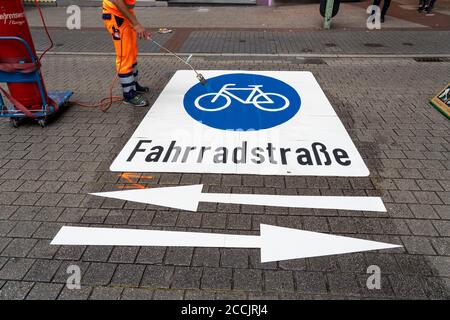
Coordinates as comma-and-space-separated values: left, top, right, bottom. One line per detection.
183, 73, 301, 131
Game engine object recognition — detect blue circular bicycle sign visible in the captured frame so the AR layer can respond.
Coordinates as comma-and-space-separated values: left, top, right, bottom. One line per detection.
183, 73, 301, 131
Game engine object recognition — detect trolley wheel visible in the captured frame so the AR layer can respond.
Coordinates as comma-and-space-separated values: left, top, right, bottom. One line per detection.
37, 118, 47, 128
10, 118, 20, 128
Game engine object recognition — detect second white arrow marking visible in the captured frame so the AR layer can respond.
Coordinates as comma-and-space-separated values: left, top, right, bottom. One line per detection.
51, 224, 401, 263
90, 184, 386, 212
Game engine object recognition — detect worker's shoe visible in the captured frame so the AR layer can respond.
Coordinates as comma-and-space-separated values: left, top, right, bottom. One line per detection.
123, 91, 149, 107
135, 82, 150, 94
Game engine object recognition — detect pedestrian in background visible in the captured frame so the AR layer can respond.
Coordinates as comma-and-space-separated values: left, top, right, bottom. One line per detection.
372, 0, 392, 23
418, 0, 437, 14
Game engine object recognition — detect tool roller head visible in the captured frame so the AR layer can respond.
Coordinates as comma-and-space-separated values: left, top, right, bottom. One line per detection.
197, 73, 208, 86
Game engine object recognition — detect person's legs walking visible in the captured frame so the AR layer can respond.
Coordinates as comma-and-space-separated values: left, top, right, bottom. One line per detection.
381, 0, 391, 20
418, 0, 427, 11
425, 0, 437, 13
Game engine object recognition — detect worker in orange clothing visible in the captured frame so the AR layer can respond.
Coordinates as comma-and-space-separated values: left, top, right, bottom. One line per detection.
102, 0, 150, 107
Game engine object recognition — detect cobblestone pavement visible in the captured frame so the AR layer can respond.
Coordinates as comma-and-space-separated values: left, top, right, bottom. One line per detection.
0, 54, 449, 300
31, 28, 450, 56
25, 4, 427, 30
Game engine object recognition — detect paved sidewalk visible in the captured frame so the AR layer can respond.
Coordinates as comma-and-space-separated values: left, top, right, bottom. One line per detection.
31, 28, 450, 55
0, 54, 449, 300
26, 3, 431, 30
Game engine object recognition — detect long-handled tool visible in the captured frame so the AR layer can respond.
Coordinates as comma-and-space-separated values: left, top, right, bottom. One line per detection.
149, 38, 208, 86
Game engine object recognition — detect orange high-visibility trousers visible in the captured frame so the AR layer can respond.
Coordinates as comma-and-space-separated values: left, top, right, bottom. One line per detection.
103, 13, 137, 76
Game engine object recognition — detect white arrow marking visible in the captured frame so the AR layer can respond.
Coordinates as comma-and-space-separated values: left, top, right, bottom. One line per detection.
51, 225, 401, 263
90, 184, 386, 212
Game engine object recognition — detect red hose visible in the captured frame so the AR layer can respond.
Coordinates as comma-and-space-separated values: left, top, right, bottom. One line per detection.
34, 0, 122, 111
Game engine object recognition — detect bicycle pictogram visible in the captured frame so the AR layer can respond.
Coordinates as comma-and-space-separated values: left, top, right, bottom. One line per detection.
194, 84, 290, 112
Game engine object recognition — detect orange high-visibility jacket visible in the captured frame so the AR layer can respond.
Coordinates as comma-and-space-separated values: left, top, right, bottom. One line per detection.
103, 0, 136, 18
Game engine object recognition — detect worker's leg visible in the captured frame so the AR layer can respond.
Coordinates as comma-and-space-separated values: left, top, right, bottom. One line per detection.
131, 37, 150, 93
104, 15, 148, 106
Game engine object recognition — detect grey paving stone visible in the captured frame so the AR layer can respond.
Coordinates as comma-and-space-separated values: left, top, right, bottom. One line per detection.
433, 205, 450, 220
264, 270, 295, 293
408, 204, 440, 219
171, 267, 202, 290
192, 248, 220, 267
215, 291, 248, 300
58, 286, 93, 300
128, 210, 155, 225
337, 253, 368, 273
233, 269, 263, 292
0, 221, 16, 237
401, 236, 436, 255
136, 247, 166, 265
417, 180, 444, 192
202, 213, 227, 229
0, 258, 35, 280
184, 290, 216, 300
121, 288, 154, 300
141, 266, 174, 289
307, 256, 340, 272
327, 273, 361, 296
1, 238, 38, 258
82, 263, 116, 286
406, 220, 439, 236
431, 238, 450, 256
152, 211, 178, 227
153, 289, 185, 300
432, 220, 450, 237
81, 209, 109, 224
165, 247, 194, 266
82, 246, 113, 262
111, 264, 145, 287
388, 275, 427, 298
33, 222, 65, 239
0, 281, 34, 300
247, 292, 279, 300
201, 268, 232, 290
395, 254, 434, 276
89, 287, 123, 300
109, 246, 139, 264
104, 209, 132, 225
24, 259, 61, 282
57, 208, 87, 223
220, 249, 249, 268
9, 206, 41, 221
427, 256, 450, 277
389, 191, 417, 203
26, 282, 63, 300
176, 212, 202, 228
34, 207, 64, 222
294, 271, 327, 294
0, 206, 17, 220
394, 179, 420, 191
26, 240, 58, 259
278, 259, 307, 271
423, 277, 450, 299
55, 245, 86, 260
414, 191, 443, 205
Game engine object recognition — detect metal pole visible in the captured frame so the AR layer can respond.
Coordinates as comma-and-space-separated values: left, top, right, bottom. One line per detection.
323, 0, 335, 29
